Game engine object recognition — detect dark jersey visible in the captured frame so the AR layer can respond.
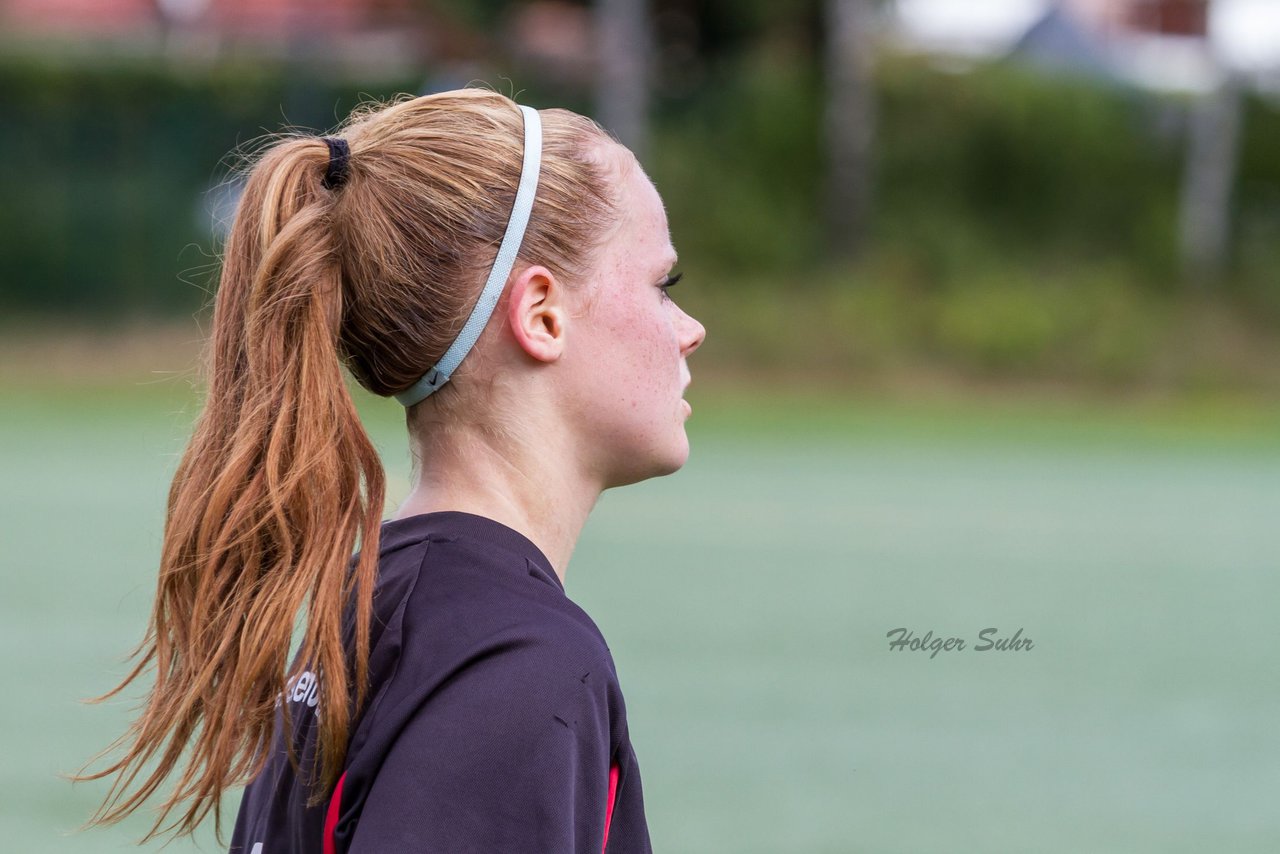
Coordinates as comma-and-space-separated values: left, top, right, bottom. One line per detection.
229, 511, 652, 853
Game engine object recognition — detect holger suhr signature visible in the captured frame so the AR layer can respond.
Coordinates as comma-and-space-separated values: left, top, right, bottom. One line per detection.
886, 627, 1033, 659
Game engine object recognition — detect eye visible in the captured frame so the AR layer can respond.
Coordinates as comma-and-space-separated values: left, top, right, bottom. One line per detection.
659, 271, 683, 300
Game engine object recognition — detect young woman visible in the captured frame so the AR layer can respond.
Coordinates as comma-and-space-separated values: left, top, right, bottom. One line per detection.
79, 88, 704, 853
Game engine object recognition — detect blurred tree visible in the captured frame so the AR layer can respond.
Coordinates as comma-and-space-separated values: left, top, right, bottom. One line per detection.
595, 0, 654, 158
823, 0, 877, 261
1179, 73, 1243, 283
425, 0, 509, 29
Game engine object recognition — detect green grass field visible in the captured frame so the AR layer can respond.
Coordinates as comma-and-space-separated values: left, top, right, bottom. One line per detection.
3, 381, 1279, 852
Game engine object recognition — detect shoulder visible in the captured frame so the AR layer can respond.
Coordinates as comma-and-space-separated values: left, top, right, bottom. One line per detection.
334, 528, 633, 850
351, 530, 624, 751
342, 637, 624, 854
404, 570, 618, 718
346, 588, 623, 790
400, 532, 615, 674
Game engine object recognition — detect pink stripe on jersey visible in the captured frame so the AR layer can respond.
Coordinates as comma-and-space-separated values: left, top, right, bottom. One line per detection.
602, 761, 620, 852
323, 772, 347, 854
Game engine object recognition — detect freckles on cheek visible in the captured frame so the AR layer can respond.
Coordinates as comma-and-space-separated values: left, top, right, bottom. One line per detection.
600, 302, 669, 418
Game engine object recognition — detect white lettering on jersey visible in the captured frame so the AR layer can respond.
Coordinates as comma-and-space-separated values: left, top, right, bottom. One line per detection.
283, 670, 321, 710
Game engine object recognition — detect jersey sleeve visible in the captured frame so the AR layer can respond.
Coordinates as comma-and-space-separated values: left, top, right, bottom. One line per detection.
346, 640, 614, 853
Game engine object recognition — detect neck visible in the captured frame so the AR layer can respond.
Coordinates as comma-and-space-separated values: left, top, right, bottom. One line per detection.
390, 421, 599, 586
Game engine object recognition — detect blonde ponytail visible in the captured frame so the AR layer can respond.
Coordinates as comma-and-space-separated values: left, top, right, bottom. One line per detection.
78, 136, 384, 840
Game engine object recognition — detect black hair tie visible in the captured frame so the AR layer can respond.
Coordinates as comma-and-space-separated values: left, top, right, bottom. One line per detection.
321, 136, 351, 190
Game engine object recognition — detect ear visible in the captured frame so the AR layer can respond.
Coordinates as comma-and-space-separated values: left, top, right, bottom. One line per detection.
506, 264, 566, 364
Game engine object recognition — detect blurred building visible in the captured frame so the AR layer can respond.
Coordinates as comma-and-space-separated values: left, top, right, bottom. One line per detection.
0, 0, 483, 71
2, 0, 413, 35
1015, 0, 1217, 92
3, 0, 158, 35
893, 0, 1280, 94
1065, 0, 1208, 36
0, 0, 607, 84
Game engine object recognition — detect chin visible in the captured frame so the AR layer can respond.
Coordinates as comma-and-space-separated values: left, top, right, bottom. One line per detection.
604, 435, 690, 489
654, 430, 691, 476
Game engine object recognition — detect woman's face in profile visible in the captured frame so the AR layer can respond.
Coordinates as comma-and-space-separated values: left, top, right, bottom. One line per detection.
561, 146, 706, 488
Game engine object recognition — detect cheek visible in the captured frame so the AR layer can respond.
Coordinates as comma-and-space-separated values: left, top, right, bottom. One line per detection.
575, 302, 679, 429
600, 303, 675, 392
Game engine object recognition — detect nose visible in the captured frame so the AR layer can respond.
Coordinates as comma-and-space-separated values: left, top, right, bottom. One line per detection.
679, 307, 706, 358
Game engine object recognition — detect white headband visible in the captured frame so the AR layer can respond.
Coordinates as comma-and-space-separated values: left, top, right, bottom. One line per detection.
394, 104, 543, 407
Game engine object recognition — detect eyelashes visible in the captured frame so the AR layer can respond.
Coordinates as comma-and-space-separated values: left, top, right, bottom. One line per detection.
660, 271, 683, 293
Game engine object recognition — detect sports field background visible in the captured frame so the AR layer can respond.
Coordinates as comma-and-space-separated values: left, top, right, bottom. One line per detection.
3, 368, 1278, 852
